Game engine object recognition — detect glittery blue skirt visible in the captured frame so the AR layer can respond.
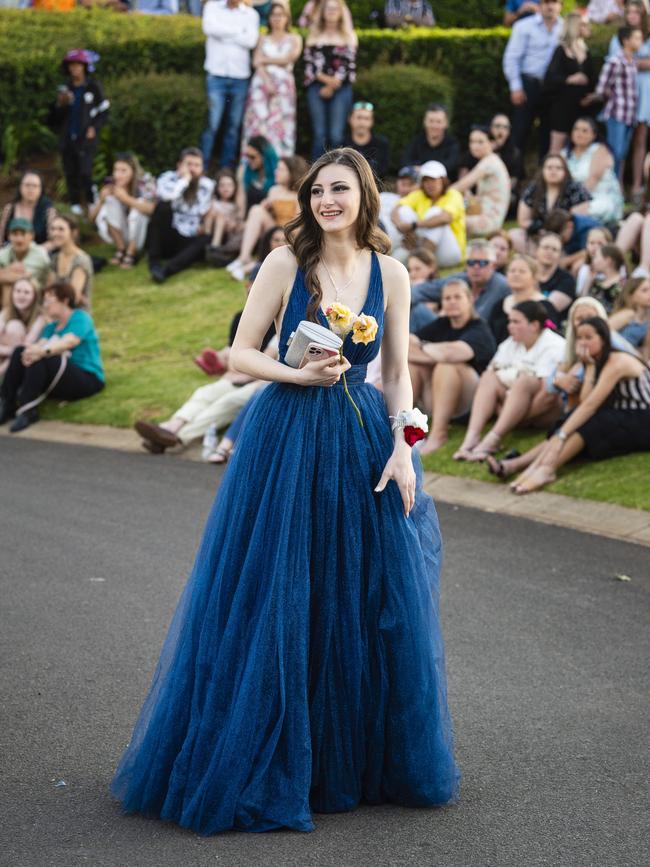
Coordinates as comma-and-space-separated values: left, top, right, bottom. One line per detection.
111, 377, 460, 833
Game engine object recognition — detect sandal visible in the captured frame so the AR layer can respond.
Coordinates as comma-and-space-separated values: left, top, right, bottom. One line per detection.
208, 445, 232, 464
110, 250, 125, 266
120, 253, 136, 269
486, 455, 507, 480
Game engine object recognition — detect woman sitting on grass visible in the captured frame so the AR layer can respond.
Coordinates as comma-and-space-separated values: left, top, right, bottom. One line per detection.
574, 225, 612, 296
408, 279, 496, 455
226, 155, 306, 280
48, 214, 94, 307
454, 301, 566, 461
485, 296, 612, 480
89, 152, 156, 269
0, 280, 105, 433
609, 277, 650, 355
500, 318, 650, 493
0, 277, 45, 376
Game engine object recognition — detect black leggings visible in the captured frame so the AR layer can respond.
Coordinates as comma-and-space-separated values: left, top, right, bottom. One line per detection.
1, 346, 104, 414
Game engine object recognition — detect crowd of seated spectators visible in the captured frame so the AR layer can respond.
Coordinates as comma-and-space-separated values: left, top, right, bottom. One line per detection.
1, 0, 649, 492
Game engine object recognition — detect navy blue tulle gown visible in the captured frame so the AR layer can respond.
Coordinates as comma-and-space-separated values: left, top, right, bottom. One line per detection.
111, 252, 460, 833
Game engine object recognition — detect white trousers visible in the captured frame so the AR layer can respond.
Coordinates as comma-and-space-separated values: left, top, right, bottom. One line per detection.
95, 195, 150, 252
173, 379, 262, 445
397, 204, 462, 268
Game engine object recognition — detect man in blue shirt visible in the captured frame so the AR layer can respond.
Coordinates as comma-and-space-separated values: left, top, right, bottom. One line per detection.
502, 0, 563, 159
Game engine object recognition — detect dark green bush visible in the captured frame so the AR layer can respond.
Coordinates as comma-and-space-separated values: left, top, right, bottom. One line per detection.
354, 64, 453, 171
103, 73, 207, 175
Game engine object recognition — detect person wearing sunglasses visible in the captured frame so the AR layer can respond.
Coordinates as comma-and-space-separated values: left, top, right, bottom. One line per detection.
342, 101, 390, 178
409, 239, 510, 333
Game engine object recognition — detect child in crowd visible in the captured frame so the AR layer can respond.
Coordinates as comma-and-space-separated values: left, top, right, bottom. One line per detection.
609, 277, 650, 351
205, 169, 245, 268
49, 49, 109, 215
590, 243, 627, 312
575, 226, 613, 295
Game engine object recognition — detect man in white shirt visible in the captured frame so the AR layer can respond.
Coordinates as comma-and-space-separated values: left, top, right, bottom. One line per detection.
148, 147, 215, 283
200, 0, 260, 169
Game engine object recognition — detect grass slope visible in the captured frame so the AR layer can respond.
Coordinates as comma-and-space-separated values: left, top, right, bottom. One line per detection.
42, 253, 650, 512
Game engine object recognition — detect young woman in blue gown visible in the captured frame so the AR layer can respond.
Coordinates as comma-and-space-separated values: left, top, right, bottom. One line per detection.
111, 148, 460, 834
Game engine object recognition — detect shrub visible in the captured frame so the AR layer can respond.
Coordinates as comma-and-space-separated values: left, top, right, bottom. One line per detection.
286, 0, 502, 28
103, 73, 207, 174
354, 64, 453, 171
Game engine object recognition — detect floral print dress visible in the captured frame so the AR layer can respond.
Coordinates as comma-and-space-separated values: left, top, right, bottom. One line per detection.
242, 36, 297, 158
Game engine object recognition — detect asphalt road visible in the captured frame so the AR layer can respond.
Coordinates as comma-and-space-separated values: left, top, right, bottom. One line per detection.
1, 438, 648, 867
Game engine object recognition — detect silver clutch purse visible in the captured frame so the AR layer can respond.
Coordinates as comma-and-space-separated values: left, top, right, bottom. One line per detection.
284, 320, 343, 368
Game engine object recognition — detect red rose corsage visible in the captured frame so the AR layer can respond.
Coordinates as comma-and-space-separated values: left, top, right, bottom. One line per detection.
390, 409, 429, 447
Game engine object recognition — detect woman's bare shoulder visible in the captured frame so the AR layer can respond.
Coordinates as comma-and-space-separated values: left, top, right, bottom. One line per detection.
255, 244, 299, 288
375, 252, 410, 306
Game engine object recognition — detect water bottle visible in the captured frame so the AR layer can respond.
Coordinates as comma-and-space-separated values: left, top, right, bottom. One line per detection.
202, 424, 217, 461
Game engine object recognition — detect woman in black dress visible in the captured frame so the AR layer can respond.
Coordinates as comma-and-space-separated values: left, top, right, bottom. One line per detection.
544, 12, 596, 156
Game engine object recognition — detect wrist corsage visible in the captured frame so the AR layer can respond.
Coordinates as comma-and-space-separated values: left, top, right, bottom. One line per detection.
389, 409, 428, 446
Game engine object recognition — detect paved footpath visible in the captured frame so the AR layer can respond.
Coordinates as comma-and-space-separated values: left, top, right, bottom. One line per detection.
1, 438, 648, 867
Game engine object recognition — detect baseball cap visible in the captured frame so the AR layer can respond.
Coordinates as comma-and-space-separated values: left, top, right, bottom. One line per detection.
419, 160, 447, 180
8, 217, 34, 233
397, 166, 419, 181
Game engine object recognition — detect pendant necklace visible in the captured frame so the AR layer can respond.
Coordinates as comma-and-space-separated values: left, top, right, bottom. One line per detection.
322, 254, 360, 303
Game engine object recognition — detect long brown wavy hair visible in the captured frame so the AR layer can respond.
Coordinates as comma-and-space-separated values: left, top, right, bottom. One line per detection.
284, 148, 390, 321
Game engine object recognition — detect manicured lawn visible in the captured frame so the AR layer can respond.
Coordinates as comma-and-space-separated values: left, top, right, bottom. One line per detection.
42, 251, 650, 512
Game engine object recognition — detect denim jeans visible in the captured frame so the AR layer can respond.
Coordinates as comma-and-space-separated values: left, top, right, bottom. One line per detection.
201, 75, 250, 168
306, 82, 352, 161
606, 118, 634, 177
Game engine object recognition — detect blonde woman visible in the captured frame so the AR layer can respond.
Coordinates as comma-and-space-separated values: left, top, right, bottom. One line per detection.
543, 12, 596, 155
303, 0, 358, 160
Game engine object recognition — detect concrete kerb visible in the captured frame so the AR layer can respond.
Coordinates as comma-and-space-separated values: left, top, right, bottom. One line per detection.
3, 420, 650, 548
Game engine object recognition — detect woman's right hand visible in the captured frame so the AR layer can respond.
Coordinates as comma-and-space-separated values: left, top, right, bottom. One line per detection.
296, 355, 351, 387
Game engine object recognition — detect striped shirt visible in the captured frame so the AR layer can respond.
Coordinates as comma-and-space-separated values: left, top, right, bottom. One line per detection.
612, 365, 650, 410
596, 53, 638, 125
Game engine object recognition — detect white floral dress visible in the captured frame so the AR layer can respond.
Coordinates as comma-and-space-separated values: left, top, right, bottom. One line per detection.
242, 36, 297, 157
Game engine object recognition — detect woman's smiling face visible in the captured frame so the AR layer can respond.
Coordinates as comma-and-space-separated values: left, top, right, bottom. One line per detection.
310, 165, 361, 234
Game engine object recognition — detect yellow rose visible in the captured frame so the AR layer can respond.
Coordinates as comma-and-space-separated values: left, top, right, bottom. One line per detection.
351, 314, 379, 345
325, 302, 355, 336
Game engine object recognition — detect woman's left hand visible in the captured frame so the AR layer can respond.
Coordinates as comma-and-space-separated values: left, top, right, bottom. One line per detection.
374, 444, 416, 517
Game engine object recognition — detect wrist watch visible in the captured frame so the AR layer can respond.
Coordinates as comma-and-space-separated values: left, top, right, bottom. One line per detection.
556, 430, 567, 441
44, 346, 52, 356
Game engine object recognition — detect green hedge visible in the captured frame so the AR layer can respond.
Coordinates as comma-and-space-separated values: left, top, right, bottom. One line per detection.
105, 73, 207, 174
355, 64, 453, 171
0, 9, 615, 171
287, 0, 502, 28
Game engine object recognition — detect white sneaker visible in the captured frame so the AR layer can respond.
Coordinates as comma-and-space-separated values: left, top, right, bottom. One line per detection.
230, 262, 245, 281
70, 204, 83, 216
225, 259, 240, 274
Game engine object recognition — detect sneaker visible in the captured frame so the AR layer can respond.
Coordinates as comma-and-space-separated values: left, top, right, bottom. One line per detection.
70, 204, 83, 216
229, 262, 246, 281
225, 258, 241, 274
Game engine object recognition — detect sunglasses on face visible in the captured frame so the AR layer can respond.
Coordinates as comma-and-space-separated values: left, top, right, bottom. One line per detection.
466, 259, 490, 267
352, 101, 374, 112
492, 123, 510, 129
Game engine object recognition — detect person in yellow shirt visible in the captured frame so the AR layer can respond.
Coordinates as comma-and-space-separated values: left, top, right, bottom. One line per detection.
389, 160, 466, 268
